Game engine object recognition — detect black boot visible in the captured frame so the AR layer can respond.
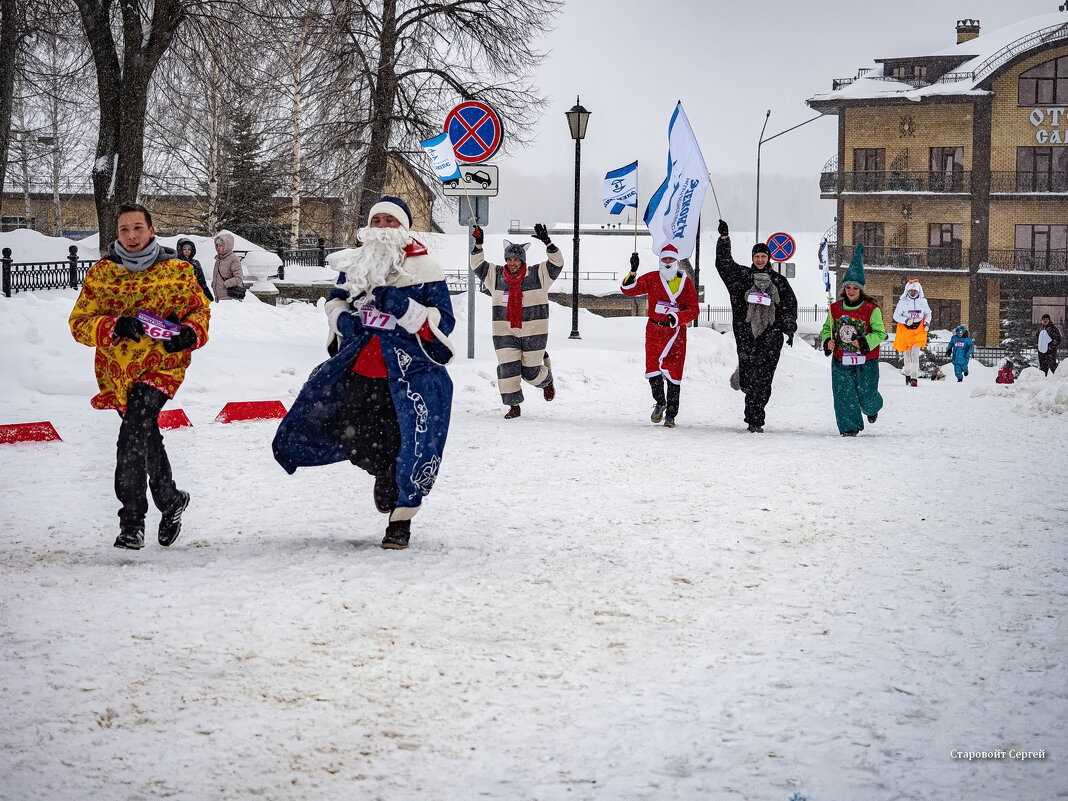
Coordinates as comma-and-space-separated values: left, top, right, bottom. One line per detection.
381, 519, 411, 550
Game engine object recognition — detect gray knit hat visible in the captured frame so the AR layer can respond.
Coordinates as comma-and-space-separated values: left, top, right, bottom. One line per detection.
503, 240, 530, 263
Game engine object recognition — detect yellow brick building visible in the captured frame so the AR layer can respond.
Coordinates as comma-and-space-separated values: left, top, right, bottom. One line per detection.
808, 13, 1068, 345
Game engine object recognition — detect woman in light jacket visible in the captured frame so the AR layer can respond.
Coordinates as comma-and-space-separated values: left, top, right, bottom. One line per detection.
892, 279, 932, 387
211, 232, 245, 301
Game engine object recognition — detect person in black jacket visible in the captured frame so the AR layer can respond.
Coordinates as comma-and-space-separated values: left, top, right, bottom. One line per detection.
715, 219, 798, 432
176, 238, 214, 301
1037, 314, 1061, 375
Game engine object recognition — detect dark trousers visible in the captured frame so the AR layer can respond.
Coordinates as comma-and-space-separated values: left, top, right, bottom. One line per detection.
115, 383, 179, 528
738, 338, 783, 427
337, 372, 401, 500
649, 376, 681, 418
1039, 351, 1058, 375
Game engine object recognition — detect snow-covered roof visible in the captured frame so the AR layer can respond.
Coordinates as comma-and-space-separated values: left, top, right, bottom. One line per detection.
808, 12, 1068, 105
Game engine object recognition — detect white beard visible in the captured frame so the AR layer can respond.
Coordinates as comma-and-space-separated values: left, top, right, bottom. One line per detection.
340, 226, 410, 308
659, 263, 679, 281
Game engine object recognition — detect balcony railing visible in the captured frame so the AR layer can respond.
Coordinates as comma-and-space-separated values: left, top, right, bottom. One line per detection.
985, 249, 1068, 272
826, 170, 971, 193
831, 244, 970, 270
991, 171, 1068, 193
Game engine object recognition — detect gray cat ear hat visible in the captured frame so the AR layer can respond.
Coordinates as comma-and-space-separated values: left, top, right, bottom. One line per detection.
503, 240, 531, 263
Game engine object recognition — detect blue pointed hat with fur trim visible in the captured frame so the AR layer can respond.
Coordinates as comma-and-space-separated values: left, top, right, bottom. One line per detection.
842, 243, 866, 289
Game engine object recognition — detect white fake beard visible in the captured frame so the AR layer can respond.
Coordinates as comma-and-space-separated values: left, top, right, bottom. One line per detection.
659, 262, 678, 281
341, 226, 410, 308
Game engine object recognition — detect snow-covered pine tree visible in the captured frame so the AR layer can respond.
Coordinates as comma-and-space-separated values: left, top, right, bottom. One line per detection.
217, 105, 286, 248
999, 290, 1036, 375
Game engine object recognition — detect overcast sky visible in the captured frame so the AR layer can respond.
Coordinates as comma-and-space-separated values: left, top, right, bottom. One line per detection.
466, 0, 1061, 235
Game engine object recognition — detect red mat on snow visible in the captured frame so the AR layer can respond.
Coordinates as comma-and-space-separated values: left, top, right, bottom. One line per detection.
214, 400, 287, 423
158, 409, 193, 430
0, 421, 62, 444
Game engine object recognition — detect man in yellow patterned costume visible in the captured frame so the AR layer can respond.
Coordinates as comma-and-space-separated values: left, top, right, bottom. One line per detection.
69, 203, 210, 549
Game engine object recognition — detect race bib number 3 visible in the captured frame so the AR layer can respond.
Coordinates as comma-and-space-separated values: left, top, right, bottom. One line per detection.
361, 305, 397, 331
746, 290, 772, 306
136, 310, 180, 340
841, 351, 865, 366
654, 300, 679, 316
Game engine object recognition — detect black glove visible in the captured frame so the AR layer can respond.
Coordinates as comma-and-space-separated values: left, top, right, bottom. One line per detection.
945, 347, 952, 357
823, 338, 833, 357
114, 316, 144, 342
227, 285, 246, 300
532, 223, 551, 244
472, 225, 484, 246
786, 333, 794, 347
163, 325, 196, 353
629, 253, 639, 271
856, 334, 870, 354
718, 219, 729, 237
667, 312, 679, 328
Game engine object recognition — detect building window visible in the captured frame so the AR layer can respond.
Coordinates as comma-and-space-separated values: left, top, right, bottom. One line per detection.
853, 221, 884, 261
929, 223, 963, 269
1015, 224, 1068, 271
1032, 297, 1066, 326
930, 147, 964, 191
852, 148, 884, 190
0, 215, 34, 232
1018, 56, 1068, 105
1016, 147, 1068, 191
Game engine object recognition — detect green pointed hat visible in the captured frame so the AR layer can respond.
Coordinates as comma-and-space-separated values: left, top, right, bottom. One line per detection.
842, 243, 866, 289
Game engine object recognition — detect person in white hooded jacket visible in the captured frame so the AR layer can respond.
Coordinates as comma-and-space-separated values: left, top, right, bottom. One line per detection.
892, 279, 933, 387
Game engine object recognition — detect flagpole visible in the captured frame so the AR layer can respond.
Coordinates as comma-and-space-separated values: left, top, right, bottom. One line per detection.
632, 201, 638, 255
708, 174, 722, 219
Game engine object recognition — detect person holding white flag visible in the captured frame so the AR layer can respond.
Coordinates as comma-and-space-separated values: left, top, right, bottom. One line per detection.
643, 102, 709, 259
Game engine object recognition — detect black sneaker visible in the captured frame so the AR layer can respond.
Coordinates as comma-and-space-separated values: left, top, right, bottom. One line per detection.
867, 413, 878, 423
841, 431, 859, 437
747, 424, 764, 433
663, 417, 676, 428
158, 490, 190, 547
114, 526, 145, 550
964, 370, 969, 376
381, 520, 411, 550
650, 403, 665, 423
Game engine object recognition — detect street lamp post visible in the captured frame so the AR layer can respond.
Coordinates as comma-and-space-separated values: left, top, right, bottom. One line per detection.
755, 110, 827, 242
565, 97, 590, 340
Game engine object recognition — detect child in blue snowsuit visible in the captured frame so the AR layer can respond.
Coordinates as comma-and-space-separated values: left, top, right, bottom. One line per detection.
945, 325, 975, 382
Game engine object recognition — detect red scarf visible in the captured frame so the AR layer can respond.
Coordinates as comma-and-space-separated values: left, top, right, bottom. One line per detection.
503, 264, 526, 329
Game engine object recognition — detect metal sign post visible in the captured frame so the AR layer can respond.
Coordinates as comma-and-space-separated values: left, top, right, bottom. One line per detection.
459, 197, 490, 359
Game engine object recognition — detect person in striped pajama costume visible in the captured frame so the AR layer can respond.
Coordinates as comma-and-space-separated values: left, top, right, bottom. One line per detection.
470, 223, 564, 419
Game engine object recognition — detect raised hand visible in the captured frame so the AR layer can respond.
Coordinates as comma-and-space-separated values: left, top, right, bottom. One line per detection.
718, 219, 729, 237
472, 225, 484, 246
532, 223, 551, 244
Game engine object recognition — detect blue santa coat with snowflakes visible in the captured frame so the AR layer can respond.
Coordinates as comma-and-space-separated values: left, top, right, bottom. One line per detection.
272, 275, 455, 512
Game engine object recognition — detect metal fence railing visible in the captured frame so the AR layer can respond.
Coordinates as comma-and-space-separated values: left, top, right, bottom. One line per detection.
1, 246, 94, 296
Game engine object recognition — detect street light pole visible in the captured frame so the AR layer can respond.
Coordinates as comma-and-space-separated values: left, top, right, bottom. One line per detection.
755, 110, 770, 243
756, 111, 827, 243
565, 97, 590, 340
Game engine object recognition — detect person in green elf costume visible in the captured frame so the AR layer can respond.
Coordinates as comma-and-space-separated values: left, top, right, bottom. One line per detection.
820, 244, 887, 437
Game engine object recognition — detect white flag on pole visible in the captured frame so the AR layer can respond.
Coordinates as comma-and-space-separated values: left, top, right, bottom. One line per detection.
420, 131, 462, 183
643, 102, 709, 258
602, 160, 638, 215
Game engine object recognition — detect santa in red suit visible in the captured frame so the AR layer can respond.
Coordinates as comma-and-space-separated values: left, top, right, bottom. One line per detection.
620, 243, 701, 428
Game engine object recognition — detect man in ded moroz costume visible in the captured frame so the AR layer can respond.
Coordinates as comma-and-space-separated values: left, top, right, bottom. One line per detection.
273, 196, 455, 550
620, 243, 701, 427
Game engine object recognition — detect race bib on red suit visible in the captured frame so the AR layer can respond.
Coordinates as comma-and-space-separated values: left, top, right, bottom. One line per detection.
654, 300, 679, 316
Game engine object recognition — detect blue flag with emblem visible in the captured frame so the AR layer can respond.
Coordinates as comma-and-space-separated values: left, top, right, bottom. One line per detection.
643, 102, 709, 258
602, 161, 638, 215
420, 131, 462, 183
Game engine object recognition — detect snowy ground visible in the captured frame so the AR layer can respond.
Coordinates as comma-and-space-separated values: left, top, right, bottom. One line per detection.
1, 273, 1067, 800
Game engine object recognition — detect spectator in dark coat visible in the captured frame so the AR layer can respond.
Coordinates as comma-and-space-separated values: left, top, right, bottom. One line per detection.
176, 238, 214, 301
1037, 314, 1061, 376
715, 219, 798, 432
